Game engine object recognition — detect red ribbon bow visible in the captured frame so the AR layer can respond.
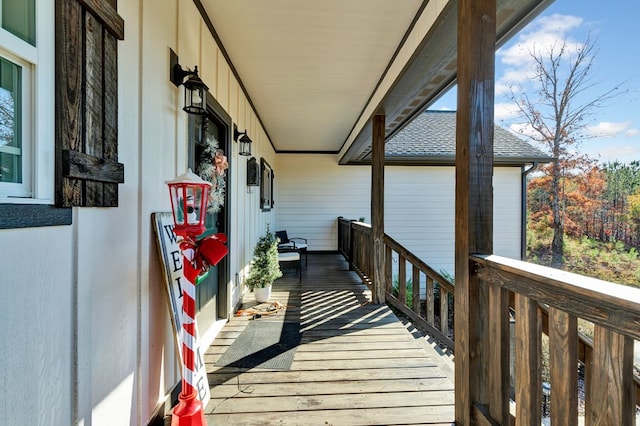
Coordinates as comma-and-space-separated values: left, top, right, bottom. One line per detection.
179, 233, 229, 283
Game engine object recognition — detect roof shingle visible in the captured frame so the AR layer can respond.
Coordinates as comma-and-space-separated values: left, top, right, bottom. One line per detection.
383, 110, 552, 165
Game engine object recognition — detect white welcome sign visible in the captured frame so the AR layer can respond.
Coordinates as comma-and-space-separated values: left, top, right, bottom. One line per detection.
152, 212, 210, 408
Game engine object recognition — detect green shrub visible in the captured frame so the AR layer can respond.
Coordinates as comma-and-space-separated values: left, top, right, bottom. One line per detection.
391, 275, 413, 305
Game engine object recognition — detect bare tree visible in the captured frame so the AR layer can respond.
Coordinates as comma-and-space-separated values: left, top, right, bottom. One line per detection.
0, 91, 15, 146
510, 33, 621, 268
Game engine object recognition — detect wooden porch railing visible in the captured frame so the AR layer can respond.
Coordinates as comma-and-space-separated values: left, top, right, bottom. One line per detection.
338, 217, 455, 350
337, 217, 640, 425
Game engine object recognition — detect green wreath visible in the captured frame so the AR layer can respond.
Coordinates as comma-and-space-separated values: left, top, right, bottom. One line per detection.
197, 134, 228, 213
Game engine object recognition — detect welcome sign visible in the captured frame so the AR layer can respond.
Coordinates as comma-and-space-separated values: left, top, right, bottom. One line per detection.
152, 212, 211, 407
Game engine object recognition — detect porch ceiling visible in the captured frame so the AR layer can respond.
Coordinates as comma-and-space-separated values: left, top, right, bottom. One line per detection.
200, 0, 552, 163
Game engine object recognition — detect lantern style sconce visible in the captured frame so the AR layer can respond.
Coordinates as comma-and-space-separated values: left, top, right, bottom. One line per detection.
234, 124, 253, 156
247, 156, 260, 186
170, 49, 209, 115
166, 169, 212, 237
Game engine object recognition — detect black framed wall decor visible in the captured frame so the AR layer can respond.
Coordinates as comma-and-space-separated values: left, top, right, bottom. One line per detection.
247, 157, 260, 186
260, 158, 274, 211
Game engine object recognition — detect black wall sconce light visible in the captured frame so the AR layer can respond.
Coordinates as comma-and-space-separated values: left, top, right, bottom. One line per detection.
234, 124, 252, 156
169, 49, 209, 115
247, 156, 260, 186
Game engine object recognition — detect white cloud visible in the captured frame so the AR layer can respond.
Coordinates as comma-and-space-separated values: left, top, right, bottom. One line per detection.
497, 15, 583, 67
593, 145, 640, 163
509, 122, 539, 140
495, 82, 511, 97
625, 129, 639, 137
535, 14, 584, 36
496, 14, 586, 93
495, 68, 534, 91
494, 102, 520, 120
586, 121, 631, 137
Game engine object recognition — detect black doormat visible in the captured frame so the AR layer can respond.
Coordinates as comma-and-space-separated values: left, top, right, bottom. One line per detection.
215, 320, 301, 370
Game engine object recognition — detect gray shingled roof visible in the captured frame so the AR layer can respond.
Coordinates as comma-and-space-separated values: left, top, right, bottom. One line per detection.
383, 110, 552, 165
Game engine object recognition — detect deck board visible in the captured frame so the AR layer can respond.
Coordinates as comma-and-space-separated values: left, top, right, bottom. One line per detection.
204, 254, 455, 425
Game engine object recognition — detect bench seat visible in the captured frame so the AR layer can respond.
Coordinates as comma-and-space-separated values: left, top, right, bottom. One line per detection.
278, 251, 301, 282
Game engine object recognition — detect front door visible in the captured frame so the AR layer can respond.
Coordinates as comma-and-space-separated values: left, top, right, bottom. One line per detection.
189, 100, 230, 325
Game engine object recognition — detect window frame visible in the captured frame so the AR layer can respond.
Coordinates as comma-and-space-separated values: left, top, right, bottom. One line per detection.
0, 0, 66, 229
0, 50, 32, 197
0, 0, 54, 203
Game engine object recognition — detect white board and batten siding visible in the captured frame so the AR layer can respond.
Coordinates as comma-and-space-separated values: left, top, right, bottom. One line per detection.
277, 156, 523, 277
386, 167, 522, 277
276, 154, 371, 251
1, 1, 279, 425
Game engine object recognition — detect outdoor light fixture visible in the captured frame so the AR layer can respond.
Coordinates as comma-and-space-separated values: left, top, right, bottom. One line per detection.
170, 50, 209, 115
166, 169, 211, 237
234, 125, 253, 156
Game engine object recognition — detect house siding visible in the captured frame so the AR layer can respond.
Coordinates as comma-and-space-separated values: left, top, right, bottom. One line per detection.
1, 0, 276, 424
276, 154, 371, 251
386, 166, 522, 276
0, 226, 73, 425
277, 156, 522, 276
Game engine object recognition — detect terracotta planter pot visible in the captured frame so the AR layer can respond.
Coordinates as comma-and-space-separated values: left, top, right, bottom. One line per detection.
254, 285, 272, 303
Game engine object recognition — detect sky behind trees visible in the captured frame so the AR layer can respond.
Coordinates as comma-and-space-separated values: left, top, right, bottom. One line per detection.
432, 1, 639, 164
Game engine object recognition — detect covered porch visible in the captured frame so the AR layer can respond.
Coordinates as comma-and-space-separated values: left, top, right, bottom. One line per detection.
205, 253, 455, 425
162, 0, 640, 424
11, 0, 638, 425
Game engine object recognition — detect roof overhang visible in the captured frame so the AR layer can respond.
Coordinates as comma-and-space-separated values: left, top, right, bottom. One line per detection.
382, 156, 556, 167
339, 0, 554, 164
199, 0, 553, 163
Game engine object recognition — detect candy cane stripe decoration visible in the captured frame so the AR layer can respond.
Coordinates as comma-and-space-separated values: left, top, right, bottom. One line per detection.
181, 246, 199, 397
167, 171, 231, 426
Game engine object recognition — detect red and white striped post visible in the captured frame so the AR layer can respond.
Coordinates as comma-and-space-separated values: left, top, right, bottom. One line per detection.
171, 241, 205, 426
166, 170, 210, 426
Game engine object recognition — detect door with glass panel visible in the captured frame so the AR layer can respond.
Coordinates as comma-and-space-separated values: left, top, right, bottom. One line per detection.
189, 98, 230, 326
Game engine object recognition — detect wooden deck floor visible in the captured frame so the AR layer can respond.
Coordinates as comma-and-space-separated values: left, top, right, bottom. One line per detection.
204, 254, 455, 425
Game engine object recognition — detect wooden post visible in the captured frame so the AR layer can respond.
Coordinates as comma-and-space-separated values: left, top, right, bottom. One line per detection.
515, 294, 541, 425
372, 114, 386, 304
454, 0, 496, 424
549, 307, 578, 426
588, 326, 635, 425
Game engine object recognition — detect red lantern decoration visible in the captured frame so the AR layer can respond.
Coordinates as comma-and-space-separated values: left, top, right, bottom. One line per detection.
166, 169, 216, 426
166, 169, 212, 237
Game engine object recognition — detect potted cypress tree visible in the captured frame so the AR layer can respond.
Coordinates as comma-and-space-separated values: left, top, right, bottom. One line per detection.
246, 225, 283, 302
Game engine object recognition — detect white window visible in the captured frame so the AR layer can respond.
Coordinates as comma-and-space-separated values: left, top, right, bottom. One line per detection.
0, 0, 54, 203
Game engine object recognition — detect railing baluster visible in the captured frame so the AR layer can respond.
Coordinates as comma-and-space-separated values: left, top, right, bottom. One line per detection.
488, 282, 510, 424
427, 276, 434, 326
366, 228, 373, 279
385, 245, 393, 294
440, 287, 449, 337
515, 293, 541, 425
584, 340, 594, 425
549, 307, 578, 426
588, 325, 635, 426
412, 265, 420, 313
398, 254, 406, 304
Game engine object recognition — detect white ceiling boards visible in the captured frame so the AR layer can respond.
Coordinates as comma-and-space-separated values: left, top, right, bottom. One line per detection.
200, 0, 552, 161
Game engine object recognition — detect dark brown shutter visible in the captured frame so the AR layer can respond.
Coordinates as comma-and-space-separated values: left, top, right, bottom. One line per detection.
55, 0, 125, 207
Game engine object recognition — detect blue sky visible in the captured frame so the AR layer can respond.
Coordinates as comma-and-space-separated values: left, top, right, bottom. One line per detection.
431, 1, 639, 164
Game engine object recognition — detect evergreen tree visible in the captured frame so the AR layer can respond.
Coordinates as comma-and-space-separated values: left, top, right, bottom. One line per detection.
246, 225, 282, 290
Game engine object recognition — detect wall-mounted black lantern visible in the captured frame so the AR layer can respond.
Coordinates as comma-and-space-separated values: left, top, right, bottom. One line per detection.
170, 49, 209, 115
234, 125, 252, 156
247, 157, 260, 186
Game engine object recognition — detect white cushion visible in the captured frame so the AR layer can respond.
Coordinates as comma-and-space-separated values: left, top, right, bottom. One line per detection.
280, 242, 307, 250
278, 252, 300, 262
